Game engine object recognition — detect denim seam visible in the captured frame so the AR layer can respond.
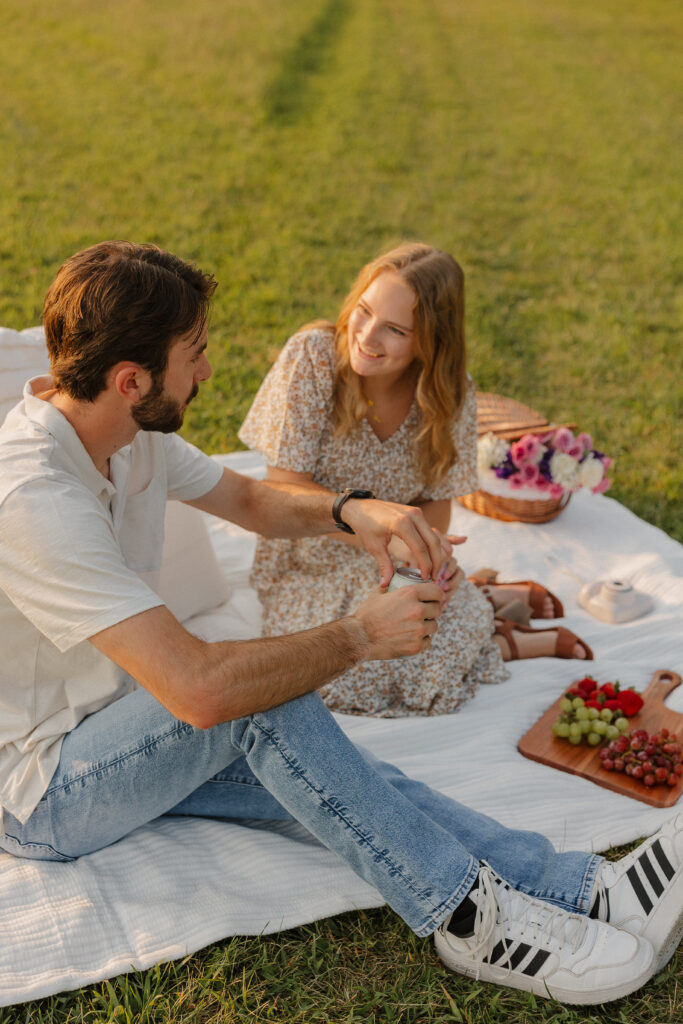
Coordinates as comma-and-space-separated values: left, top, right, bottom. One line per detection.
0, 832, 73, 861
45, 720, 194, 796
251, 719, 452, 919
577, 853, 603, 913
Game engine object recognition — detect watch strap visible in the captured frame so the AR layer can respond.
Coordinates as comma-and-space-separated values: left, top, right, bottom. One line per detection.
332, 488, 375, 534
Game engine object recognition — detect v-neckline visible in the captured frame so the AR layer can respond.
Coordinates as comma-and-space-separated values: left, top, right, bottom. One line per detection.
364, 399, 417, 444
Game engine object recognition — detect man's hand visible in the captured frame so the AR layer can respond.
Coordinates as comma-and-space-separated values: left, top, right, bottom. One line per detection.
341, 498, 450, 586
352, 582, 444, 661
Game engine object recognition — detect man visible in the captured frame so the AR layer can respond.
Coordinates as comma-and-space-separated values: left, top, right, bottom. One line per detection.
0, 241, 680, 1005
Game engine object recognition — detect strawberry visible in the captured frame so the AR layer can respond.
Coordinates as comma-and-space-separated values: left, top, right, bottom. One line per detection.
601, 682, 617, 699
618, 689, 644, 717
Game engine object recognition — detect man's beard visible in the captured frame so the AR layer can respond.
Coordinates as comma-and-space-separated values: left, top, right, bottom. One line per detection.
132, 378, 199, 433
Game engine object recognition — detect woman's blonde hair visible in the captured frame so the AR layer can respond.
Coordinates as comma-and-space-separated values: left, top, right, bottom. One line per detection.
331, 242, 466, 489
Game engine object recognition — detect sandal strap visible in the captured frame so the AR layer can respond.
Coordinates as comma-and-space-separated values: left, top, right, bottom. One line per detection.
526, 580, 564, 618
554, 627, 593, 660
493, 617, 520, 659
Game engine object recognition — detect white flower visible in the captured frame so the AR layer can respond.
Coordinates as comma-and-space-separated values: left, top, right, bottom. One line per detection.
577, 455, 605, 490
477, 432, 509, 471
549, 451, 580, 489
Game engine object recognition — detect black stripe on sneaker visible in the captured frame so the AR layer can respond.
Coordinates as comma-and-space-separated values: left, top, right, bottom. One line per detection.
507, 942, 532, 970
627, 864, 653, 914
589, 889, 602, 920
651, 839, 675, 881
487, 940, 509, 965
522, 949, 551, 977
640, 850, 665, 898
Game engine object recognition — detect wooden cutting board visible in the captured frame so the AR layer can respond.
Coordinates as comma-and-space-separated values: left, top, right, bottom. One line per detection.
518, 669, 683, 808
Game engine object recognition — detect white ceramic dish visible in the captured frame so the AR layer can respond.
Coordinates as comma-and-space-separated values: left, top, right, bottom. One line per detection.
578, 579, 654, 623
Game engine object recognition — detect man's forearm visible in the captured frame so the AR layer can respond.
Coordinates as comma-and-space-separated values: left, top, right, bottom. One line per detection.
189, 470, 338, 539
91, 605, 369, 730
190, 466, 445, 587
194, 616, 368, 726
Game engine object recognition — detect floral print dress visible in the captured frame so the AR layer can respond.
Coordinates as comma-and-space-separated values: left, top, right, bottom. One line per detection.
238, 329, 507, 717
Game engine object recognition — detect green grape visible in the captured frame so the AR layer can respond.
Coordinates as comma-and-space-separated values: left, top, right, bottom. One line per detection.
606, 725, 620, 739
575, 707, 590, 721
569, 733, 583, 745
587, 732, 602, 746
552, 721, 562, 736
587, 707, 599, 720
556, 721, 570, 738
593, 720, 608, 735
580, 719, 593, 734
568, 722, 582, 738
615, 717, 629, 732
600, 709, 613, 722
560, 698, 573, 713
572, 697, 585, 709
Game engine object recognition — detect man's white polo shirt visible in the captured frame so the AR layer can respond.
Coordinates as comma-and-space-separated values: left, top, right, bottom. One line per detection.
0, 377, 223, 825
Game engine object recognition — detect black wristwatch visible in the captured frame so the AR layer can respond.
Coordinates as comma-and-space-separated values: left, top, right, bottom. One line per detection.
332, 488, 375, 534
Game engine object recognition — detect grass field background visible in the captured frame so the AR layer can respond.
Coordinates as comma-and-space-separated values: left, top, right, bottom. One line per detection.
0, 0, 681, 1020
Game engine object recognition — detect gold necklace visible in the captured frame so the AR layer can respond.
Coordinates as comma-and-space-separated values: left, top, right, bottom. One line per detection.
366, 398, 381, 423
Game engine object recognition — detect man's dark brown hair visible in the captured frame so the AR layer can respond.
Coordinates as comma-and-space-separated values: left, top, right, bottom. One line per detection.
43, 241, 217, 401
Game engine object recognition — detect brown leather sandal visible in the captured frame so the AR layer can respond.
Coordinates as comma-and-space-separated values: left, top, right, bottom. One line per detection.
470, 568, 564, 618
493, 617, 593, 660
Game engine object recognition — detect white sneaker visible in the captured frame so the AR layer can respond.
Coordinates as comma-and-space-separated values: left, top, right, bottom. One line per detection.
435, 864, 654, 1005
591, 812, 683, 972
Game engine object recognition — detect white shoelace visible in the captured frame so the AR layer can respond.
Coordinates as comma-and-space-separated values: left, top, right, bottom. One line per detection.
467, 866, 591, 973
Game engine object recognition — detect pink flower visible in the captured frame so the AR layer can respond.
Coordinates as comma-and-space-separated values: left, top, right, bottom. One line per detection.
510, 434, 544, 467
549, 482, 566, 499
509, 442, 527, 468
576, 432, 593, 451
592, 477, 612, 494
534, 475, 551, 491
601, 456, 613, 470
552, 427, 575, 453
520, 463, 539, 483
508, 475, 525, 489
566, 443, 583, 459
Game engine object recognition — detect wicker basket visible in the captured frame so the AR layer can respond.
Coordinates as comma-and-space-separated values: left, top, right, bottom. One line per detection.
457, 392, 572, 524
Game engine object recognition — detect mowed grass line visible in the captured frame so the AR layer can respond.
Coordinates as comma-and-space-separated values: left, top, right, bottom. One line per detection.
0, 1, 681, 1021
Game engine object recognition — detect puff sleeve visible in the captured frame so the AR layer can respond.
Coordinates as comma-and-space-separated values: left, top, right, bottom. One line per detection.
238, 329, 335, 472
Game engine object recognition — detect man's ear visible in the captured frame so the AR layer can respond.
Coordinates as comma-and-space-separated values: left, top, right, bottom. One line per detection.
111, 363, 151, 403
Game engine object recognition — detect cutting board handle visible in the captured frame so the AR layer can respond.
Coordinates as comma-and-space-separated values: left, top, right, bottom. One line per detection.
643, 669, 682, 705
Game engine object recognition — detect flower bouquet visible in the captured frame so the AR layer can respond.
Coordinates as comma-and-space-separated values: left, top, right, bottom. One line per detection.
478, 427, 613, 500
461, 426, 614, 524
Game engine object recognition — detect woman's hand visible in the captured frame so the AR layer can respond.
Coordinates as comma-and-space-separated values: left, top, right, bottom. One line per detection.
435, 553, 465, 606
389, 528, 466, 606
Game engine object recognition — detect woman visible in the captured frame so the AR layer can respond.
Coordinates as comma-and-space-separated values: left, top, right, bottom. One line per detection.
239, 243, 590, 717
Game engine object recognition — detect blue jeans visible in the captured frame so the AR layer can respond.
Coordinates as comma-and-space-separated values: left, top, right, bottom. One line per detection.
0, 688, 601, 937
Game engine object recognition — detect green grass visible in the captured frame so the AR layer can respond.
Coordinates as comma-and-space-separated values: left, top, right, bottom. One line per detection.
1, 903, 681, 1023
0, 0, 681, 1019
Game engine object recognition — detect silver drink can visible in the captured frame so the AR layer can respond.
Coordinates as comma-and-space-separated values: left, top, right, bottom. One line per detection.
387, 567, 432, 592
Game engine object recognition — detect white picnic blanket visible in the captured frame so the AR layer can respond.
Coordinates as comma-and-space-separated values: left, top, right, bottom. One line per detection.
1, 455, 682, 1005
